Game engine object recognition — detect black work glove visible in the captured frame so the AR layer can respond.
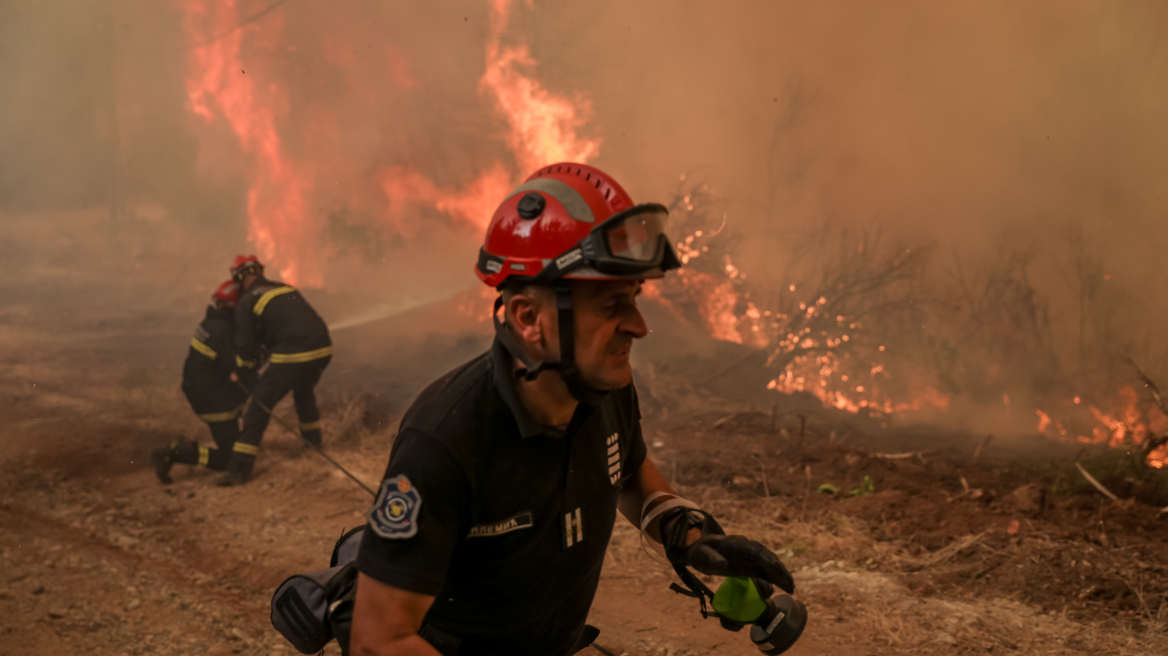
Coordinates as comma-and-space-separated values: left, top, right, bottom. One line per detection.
686, 534, 795, 594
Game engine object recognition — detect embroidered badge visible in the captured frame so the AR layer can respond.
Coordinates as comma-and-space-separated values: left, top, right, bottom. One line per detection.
366, 475, 422, 539
467, 512, 534, 538
561, 507, 584, 548
606, 432, 621, 485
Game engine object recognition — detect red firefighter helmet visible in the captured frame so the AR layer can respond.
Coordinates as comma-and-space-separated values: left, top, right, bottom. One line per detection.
230, 255, 263, 282
212, 280, 241, 307
475, 162, 680, 289
478, 162, 681, 404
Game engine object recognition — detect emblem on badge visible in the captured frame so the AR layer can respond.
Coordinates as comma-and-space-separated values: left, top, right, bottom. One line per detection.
367, 475, 422, 539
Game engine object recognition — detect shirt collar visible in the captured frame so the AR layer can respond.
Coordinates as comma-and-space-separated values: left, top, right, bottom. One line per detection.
490, 338, 592, 439
206, 305, 232, 321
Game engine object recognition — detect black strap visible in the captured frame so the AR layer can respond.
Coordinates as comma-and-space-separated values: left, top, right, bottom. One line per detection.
491, 293, 608, 405
669, 565, 717, 618
661, 507, 723, 619
492, 297, 561, 381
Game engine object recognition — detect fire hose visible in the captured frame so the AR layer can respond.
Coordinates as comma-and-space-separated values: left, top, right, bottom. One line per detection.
231, 378, 377, 497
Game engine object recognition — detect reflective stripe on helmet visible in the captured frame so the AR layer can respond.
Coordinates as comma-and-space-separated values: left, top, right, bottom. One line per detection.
505, 178, 596, 224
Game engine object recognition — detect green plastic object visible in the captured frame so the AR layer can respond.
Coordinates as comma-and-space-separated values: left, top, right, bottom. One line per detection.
711, 577, 768, 623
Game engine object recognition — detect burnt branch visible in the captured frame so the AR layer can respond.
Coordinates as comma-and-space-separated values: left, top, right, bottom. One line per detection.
759, 223, 934, 372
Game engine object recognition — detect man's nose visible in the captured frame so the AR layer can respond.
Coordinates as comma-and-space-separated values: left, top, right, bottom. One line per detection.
620, 306, 649, 339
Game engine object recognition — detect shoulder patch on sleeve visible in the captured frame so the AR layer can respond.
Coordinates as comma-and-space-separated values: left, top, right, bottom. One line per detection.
366, 475, 422, 539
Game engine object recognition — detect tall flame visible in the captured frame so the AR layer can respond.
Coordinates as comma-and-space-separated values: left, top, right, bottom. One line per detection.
380, 163, 512, 234
480, 0, 601, 174
182, 0, 599, 282
182, 0, 318, 286
381, 0, 601, 230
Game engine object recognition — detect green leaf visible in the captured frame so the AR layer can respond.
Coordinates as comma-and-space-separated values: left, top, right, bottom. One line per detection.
847, 475, 876, 497
816, 483, 840, 495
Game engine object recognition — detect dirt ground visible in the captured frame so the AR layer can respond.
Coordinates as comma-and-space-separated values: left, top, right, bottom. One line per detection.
2, 213, 1167, 656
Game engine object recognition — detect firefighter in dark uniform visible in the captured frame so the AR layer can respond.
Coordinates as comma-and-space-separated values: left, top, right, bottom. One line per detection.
218, 255, 333, 486
151, 280, 251, 484
351, 163, 796, 656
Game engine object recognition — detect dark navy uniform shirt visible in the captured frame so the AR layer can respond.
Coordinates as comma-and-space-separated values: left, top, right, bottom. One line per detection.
182, 305, 249, 414
357, 338, 647, 656
184, 305, 237, 388
233, 277, 332, 369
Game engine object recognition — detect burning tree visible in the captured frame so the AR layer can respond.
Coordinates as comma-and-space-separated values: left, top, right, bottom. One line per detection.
753, 224, 939, 413
652, 178, 940, 414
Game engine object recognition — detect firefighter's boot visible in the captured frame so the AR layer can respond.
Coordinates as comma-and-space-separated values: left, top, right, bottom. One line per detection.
151, 446, 175, 485
216, 451, 255, 487
301, 425, 323, 450
152, 440, 200, 485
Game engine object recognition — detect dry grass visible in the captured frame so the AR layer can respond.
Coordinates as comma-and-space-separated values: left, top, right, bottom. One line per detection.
604, 491, 1167, 656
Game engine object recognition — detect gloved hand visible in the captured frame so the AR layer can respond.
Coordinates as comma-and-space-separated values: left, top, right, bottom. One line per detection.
685, 534, 795, 594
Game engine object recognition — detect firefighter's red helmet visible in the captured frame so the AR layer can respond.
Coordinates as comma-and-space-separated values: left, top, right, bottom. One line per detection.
230, 255, 263, 282
475, 162, 680, 288
212, 280, 241, 307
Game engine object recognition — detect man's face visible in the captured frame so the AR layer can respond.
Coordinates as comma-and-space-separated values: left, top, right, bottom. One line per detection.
569, 279, 648, 390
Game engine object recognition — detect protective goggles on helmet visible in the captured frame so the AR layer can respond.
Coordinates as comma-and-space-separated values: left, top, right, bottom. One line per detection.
541, 203, 681, 281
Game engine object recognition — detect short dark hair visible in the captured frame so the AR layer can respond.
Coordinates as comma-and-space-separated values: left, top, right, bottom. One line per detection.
500, 280, 553, 303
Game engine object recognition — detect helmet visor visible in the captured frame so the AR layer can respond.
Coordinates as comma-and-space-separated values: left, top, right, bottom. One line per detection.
601, 206, 669, 262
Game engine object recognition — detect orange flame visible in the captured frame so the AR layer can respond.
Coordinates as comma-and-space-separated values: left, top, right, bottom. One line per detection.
381, 0, 600, 231
1036, 386, 1166, 468
480, 0, 601, 174
765, 353, 949, 415
181, 0, 318, 286
657, 219, 951, 416
1036, 409, 1052, 433
380, 164, 513, 233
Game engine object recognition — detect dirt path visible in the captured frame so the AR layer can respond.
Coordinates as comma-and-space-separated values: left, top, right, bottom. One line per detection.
4, 380, 1166, 656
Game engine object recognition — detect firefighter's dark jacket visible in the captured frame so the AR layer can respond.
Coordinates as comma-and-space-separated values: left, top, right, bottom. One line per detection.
183, 305, 245, 396
234, 277, 332, 369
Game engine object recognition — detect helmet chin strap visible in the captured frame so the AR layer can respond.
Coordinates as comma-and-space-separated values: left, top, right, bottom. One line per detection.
492, 285, 609, 406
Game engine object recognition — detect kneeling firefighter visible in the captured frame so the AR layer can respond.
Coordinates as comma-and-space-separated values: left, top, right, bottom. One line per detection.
152, 280, 252, 483
268, 163, 807, 656
218, 255, 333, 487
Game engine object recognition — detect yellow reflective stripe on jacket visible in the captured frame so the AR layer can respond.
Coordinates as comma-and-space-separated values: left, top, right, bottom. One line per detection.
235, 355, 258, 369
253, 286, 296, 315
197, 446, 209, 466
198, 403, 246, 423
300, 421, 322, 432
190, 337, 217, 359
269, 346, 333, 364
232, 442, 259, 455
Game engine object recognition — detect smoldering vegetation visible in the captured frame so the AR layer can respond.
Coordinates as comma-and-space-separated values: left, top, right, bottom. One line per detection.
647, 181, 1168, 453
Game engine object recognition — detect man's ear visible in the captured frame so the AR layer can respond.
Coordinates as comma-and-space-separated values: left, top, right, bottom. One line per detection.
505, 292, 544, 345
